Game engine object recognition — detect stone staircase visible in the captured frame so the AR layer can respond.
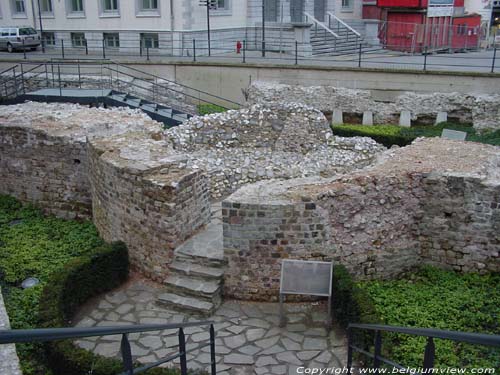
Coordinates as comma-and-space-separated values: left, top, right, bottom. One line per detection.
157, 203, 226, 316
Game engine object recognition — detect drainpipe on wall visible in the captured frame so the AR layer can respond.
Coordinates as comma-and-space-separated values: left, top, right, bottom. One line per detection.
170, 0, 175, 55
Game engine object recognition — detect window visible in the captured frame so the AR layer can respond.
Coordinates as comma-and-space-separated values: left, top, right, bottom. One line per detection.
40, 0, 52, 12
70, 0, 84, 12
140, 0, 157, 10
103, 0, 118, 11
341, 0, 351, 9
71, 32, 86, 47
43, 32, 56, 46
104, 33, 120, 48
19, 27, 37, 35
13, 0, 26, 13
216, 0, 229, 10
140, 33, 159, 49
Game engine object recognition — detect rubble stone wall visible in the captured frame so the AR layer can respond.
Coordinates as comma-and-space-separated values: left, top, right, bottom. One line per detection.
0, 126, 91, 219
247, 82, 500, 132
223, 139, 500, 300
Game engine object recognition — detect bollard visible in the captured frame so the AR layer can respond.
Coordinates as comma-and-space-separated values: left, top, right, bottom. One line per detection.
102, 39, 106, 59
358, 43, 362, 68
61, 39, 65, 59
23, 39, 26, 59
423, 47, 428, 71
193, 39, 196, 62
243, 40, 246, 63
85, 39, 88, 55
295, 41, 298, 65
147, 46, 150, 61
492, 47, 497, 73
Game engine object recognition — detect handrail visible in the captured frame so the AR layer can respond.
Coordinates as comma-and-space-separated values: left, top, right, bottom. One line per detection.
348, 323, 500, 347
347, 323, 500, 372
0, 321, 217, 375
327, 12, 361, 38
303, 12, 340, 39
0, 321, 212, 344
0, 64, 19, 76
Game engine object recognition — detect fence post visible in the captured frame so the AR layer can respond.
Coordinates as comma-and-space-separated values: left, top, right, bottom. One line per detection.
23, 39, 26, 59
147, 46, 150, 61
295, 41, 298, 65
57, 64, 62, 97
140, 39, 143, 57
13, 67, 17, 97
178, 328, 188, 375
422, 337, 435, 370
61, 39, 65, 59
243, 40, 246, 63
193, 39, 196, 62
492, 47, 497, 73
20, 64, 25, 94
120, 334, 134, 375
210, 324, 216, 375
102, 39, 106, 59
346, 327, 353, 371
358, 43, 362, 68
373, 330, 382, 369
78, 63, 81, 88
423, 47, 428, 71
45, 64, 49, 88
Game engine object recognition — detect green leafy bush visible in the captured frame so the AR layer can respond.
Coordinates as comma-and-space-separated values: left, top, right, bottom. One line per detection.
331, 123, 500, 147
197, 103, 227, 116
358, 267, 500, 369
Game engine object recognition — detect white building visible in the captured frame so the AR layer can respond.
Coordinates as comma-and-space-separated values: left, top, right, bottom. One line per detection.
0, 0, 365, 55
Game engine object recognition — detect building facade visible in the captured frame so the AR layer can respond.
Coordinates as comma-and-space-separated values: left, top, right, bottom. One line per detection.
0, 0, 366, 55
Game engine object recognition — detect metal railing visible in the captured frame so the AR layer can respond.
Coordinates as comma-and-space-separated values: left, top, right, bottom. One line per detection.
304, 12, 340, 40
0, 321, 217, 375
347, 323, 500, 371
327, 12, 361, 45
0, 59, 242, 113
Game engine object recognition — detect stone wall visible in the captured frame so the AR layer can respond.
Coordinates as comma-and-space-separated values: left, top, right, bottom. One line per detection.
88, 135, 211, 281
0, 287, 22, 375
247, 82, 500, 132
223, 138, 500, 300
0, 125, 91, 219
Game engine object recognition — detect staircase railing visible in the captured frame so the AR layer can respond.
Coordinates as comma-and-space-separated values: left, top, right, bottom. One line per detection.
0, 321, 217, 375
304, 11, 340, 41
327, 12, 361, 46
347, 323, 500, 371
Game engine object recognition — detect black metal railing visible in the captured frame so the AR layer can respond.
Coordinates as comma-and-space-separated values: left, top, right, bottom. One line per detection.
347, 323, 500, 371
0, 321, 217, 375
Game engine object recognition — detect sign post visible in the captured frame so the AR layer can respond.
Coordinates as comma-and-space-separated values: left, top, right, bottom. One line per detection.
279, 259, 333, 329
199, 0, 217, 56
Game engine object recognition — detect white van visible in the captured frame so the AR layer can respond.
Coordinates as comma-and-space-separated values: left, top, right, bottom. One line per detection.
0, 26, 41, 53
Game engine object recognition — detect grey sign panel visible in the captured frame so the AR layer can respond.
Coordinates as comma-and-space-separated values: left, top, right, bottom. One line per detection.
441, 129, 467, 141
280, 260, 333, 297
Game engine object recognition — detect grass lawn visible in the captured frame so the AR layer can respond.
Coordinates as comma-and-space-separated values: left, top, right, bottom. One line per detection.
358, 267, 500, 369
0, 195, 104, 374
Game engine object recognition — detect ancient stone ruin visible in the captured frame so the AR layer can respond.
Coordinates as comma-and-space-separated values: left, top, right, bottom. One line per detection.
0, 100, 498, 312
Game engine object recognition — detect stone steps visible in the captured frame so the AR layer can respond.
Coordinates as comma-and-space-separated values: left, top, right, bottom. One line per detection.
170, 260, 225, 280
157, 292, 214, 315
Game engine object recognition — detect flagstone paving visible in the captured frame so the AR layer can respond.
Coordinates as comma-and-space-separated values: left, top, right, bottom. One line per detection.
73, 280, 348, 375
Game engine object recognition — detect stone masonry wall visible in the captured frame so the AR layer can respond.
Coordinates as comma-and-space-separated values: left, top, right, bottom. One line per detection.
247, 82, 500, 132
0, 126, 91, 219
223, 138, 500, 300
88, 136, 211, 281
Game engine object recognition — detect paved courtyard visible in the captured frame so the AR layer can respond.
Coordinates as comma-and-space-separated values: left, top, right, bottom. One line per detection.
73, 280, 347, 375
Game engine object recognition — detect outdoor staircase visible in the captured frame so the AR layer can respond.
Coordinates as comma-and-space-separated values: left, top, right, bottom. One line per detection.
157, 203, 226, 316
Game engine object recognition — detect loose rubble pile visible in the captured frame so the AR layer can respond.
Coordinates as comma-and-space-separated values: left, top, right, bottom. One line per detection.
247, 82, 500, 132
165, 103, 385, 199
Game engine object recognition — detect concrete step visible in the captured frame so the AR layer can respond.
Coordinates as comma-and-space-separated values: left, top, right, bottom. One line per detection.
157, 292, 214, 315
164, 274, 221, 301
170, 260, 225, 280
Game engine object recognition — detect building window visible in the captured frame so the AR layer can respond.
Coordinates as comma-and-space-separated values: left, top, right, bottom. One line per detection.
341, 0, 351, 9
140, 33, 159, 49
43, 32, 56, 46
70, 0, 84, 12
103, 0, 118, 11
216, 0, 229, 10
104, 33, 120, 48
41, 0, 52, 12
71, 32, 86, 47
140, 0, 157, 10
13, 0, 26, 13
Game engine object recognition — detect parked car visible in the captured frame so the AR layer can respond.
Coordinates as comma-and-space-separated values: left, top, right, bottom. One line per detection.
0, 26, 41, 53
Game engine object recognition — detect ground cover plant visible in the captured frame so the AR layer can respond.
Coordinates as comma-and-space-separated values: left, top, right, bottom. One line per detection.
197, 103, 227, 116
332, 122, 500, 147
358, 267, 500, 369
0, 195, 104, 374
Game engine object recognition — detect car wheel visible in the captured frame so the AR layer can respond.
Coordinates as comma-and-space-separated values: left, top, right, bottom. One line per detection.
7, 43, 13, 53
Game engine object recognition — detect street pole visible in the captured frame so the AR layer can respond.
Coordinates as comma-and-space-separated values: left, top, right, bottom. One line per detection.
206, 1, 211, 56
36, 0, 45, 52
262, 0, 266, 57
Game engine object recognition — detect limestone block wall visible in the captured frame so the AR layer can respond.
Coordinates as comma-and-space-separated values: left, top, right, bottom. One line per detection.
0, 126, 91, 219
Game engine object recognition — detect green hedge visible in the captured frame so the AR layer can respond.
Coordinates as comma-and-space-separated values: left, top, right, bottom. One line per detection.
331, 123, 500, 148
197, 104, 227, 116
38, 242, 182, 375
